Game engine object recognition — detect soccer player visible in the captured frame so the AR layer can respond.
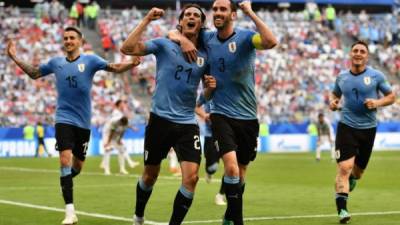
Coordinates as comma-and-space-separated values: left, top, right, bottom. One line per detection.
195, 95, 226, 206
120, 5, 216, 225
329, 40, 396, 224
315, 113, 335, 161
101, 116, 136, 175
170, 1, 277, 224
103, 99, 140, 171
6, 26, 140, 225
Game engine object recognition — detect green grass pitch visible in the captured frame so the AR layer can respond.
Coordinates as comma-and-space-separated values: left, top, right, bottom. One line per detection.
1, 151, 400, 225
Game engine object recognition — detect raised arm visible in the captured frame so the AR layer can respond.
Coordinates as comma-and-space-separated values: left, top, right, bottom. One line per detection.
239, 1, 278, 49
6, 40, 42, 79
105, 56, 141, 73
120, 7, 164, 56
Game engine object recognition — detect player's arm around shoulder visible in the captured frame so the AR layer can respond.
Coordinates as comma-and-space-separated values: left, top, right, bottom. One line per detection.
239, 1, 278, 50
6, 40, 43, 79
120, 7, 164, 56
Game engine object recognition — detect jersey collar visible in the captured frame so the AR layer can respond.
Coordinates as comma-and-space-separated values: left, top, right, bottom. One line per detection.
65, 55, 81, 63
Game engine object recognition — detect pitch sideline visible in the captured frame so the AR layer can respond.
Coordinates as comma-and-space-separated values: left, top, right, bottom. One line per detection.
1, 199, 400, 224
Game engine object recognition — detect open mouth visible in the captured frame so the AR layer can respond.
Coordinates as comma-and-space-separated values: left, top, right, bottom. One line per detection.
187, 21, 196, 28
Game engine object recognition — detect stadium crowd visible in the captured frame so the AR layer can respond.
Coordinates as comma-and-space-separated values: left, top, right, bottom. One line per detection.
1, 2, 400, 127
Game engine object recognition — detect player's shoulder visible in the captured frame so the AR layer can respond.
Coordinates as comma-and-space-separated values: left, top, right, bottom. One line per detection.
366, 66, 385, 78
235, 27, 256, 36
337, 69, 350, 79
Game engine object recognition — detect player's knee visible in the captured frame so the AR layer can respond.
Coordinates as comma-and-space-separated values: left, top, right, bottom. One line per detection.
142, 173, 158, 186
59, 156, 71, 167
224, 165, 239, 177
338, 165, 353, 177
183, 174, 199, 189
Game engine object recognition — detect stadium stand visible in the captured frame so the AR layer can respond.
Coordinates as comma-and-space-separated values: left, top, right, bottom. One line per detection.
1, 1, 399, 129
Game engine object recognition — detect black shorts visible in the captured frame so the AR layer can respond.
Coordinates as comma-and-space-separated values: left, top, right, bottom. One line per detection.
37, 137, 45, 145
210, 113, 259, 165
55, 123, 91, 161
204, 136, 219, 167
335, 122, 376, 169
144, 113, 201, 165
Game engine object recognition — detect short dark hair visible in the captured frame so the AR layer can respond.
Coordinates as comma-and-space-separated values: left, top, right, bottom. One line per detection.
178, 4, 206, 24
351, 40, 369, 52
64, 26, 83, 38
120, 116, 129, 126
115, 99, 122, 107
229, 0, 238, 12
213, 0, 237, 12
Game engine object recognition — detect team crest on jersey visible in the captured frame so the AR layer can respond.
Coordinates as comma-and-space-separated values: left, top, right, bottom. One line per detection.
228, 42, 236, 53
364, 76, 371, 85
197, 57, 204, 67
78, 63, 85, 72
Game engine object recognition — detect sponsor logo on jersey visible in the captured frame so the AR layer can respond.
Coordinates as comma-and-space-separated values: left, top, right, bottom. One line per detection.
197, 57, 204, 67
364, 76, 371, 85
228, 42, 236, 53
78, 63, 85, 72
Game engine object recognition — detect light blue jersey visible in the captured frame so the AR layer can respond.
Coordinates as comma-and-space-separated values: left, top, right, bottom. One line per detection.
145, 38, 208, 124
39, 54, 108, 129
197, 95, 212, 137
333, 67, 392, 129
203, 28, 257, 120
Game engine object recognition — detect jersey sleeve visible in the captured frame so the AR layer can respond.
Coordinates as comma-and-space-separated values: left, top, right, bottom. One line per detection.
243, 29, 258, 50
91, 54, 108, 71
38, 58, 56, 77
144, 38, 163, 55
377, 72, 392, 95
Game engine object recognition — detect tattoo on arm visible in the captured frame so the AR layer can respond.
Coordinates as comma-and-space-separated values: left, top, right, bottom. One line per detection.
15, 59, 41, 79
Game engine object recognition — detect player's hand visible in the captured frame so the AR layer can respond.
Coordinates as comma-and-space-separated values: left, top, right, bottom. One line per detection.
6, 40, 16, 59
204, 75, 216, 90
145, 8, 164, 21
329, 99, 340, 111
364, 98, 378, 109
181, 38, 197, 63
238, 1, 254, 16
132, 56, 141, 66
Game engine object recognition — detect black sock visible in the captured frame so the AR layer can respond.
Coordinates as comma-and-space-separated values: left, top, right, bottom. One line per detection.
135, 181, 153, 217
224, 180, 243, 225
241, 182, 246, 194
219, 176, 225, 195
71, 168, 80, 178
335, 193, 348, 213
60, 174, 73, 204
169, 187, 193, 225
